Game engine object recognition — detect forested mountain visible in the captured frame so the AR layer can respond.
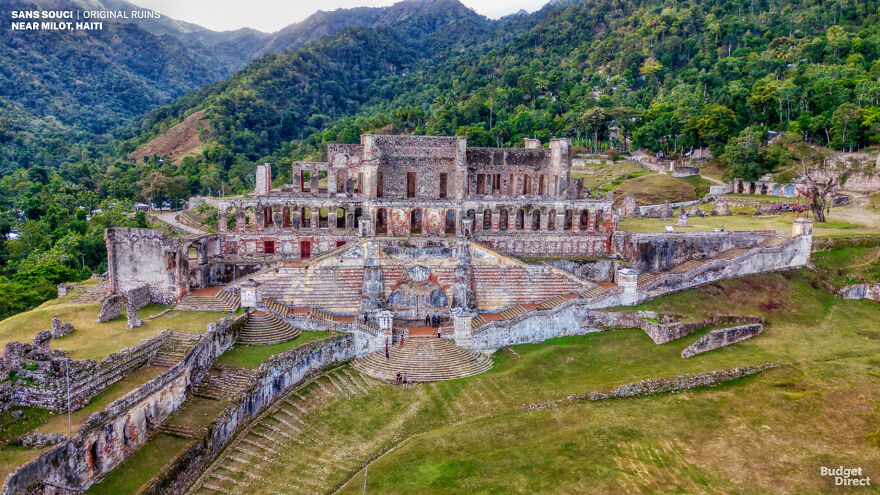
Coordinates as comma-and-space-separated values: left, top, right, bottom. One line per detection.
3, 0, 880, 318
125, 0, 880, 189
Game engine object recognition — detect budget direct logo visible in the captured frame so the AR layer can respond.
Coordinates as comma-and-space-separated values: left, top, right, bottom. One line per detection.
820, 466, 871, 487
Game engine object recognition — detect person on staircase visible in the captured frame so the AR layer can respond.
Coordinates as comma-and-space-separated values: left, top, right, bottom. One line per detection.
438, 326, 442, 339
425, 314, 430, 326
402, 373, 408, 389
396, 371, 401, 385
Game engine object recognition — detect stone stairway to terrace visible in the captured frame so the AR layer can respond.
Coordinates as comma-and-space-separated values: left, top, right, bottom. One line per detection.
352, 337, 493, 382
236, 311, 301, 346
175, 287, 240, 313
158, 423, 199, 439
262, 298, 292, 317
194, 365, 260, 401
150, 331, 202, 368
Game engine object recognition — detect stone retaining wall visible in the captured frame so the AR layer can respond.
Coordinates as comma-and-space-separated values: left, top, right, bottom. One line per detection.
142, 335, 355, 495
681, 323, 763, 358
542, 259, 616, 282
617, 230, 776, 273
1, 332, 166, 413
1, 317, 239, 494
524, 363, 780, 410
839, 283, 880, 301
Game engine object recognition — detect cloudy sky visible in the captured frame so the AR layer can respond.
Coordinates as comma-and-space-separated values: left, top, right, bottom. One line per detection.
130, 0, 548, 32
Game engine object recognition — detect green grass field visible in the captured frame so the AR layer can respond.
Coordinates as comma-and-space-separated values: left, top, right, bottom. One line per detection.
215, 330, 334, 368
182, 246, 880, 495
0, 297, 228, 360
612, 174, 712, 206
620, 207, 878, 238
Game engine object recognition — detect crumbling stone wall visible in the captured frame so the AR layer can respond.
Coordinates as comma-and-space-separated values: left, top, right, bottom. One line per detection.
50, 316, 74, 339
543, 259, 616, 282
614, 230, 776, 273
680, 323, 763, 358
142, 335, 355, 495
839, 283, 880, 301
1, 332, 166, 412
105, 228, 188, 304
97, 294, 125, 322
1, 317, 236, 495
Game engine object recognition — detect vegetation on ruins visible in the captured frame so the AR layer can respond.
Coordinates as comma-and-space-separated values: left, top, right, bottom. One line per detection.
3, 0, 880, 317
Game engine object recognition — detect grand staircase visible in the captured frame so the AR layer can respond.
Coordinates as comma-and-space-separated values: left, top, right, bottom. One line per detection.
175, 288, 240, 313
236, 311, 301, 346
150, 331, 202, 367
194, 365, 259, 401
352, 337, 493, 383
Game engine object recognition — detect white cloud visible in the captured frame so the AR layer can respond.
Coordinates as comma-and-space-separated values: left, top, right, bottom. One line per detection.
129, 0, 547, 32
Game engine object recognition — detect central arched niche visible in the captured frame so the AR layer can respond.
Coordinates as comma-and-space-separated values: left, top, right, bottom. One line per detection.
386, 265, 448, 320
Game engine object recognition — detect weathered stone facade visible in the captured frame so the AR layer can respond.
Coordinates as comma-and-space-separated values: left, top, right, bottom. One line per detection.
213, 134, 617, 262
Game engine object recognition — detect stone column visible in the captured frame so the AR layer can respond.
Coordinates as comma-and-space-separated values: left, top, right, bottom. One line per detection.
327, 170, 337, 197
475, 210, 484, 231
616, 268, 639, 306
239, 280, 261, 308
310, 170, 320, 195
792, 218, 813, 237
451, 307, 477, 348
539, 209, 549, 230
218, 208, 228, 232
328, 207, 337, 231
491, 207, 501, 231
310, 207, 320, 229
292, 165, 302, 193
571, 208, 581, 232
377, 310, 394, 347
555, 210, 566, 232
235, 210, 246, 231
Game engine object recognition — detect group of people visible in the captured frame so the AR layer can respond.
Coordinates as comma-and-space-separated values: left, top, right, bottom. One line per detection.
395, 371, 408, 387
425, 314, 442, 327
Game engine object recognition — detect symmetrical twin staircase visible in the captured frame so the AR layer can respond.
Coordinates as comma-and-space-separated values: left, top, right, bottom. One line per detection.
352, 337, 493, 382
150, 331, 202, 368
175, 289, 240, 313
236, 311, 301, 346
194, 365, 259, 400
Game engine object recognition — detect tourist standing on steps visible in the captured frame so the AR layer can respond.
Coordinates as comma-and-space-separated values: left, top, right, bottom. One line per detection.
385, 349, 389, 362
438, 326, 441, 339
403, 373, 408, 389
396, 371, 401, 385
425, 314, 430, 326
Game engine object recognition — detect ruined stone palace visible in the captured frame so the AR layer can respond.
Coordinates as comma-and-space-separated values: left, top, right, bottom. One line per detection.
105, 134, 813, 348
216, 134, 617, 261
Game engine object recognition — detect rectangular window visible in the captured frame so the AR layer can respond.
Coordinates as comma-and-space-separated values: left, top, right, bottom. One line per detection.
476, 174, 486, 195
439, 173, 448, 198
377, 172, 384, 198
264, 240, 275, 254
539, 175, 545, 195
407, 172, 417, 198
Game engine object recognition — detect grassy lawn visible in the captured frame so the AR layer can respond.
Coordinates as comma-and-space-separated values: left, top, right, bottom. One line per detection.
215, 330, 333, 369
570, 160, 647, 191
190, 246, 880, 494
85, 433, 193, 495
328, 251, 880, 494
36, 365, 166, 435
619, 209, 874, 237
0, 297, 228, 360
163, 397, 230, 430
612, 174, 710, 206
728, 193, 800, 203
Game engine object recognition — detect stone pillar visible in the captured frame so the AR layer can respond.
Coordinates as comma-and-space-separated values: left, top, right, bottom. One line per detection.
239, 280, 261, 308
539, 209, 549, 230
292, 165, 302, 193
556, 210, 566, 231
328, 208, 337, 231
310, 170, 320, 195
461, 218, 474, 237
218, 208, 228, 232
254, 163, 271, 196
310, 207, 320, 229
475, 210, 484, 231
327, 171, 337, 197
451, 307, 477, 348
377, 310, 394, 347
491, 207, 501, 231
616, 268, 639, 306
358, 216, 373, 237
571, 208, 581, 232
792, 218, 814, 237
235, 210, 245, 231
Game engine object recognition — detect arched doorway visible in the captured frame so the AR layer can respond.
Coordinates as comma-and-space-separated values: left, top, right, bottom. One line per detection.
411, 209, 423, 235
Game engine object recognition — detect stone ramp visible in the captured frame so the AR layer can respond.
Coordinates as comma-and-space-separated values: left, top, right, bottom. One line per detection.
194, 365, 259, 401
236, 311, 301, 346
176, 288, 241, 313
352, 337, 493, 382
150, 331, 202, 367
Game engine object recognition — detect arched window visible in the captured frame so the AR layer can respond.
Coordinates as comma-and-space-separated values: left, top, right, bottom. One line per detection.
564, 210, 573, 230
531, 209, 540, 230
483, 209, 492, 229
411, 209, 423, 234
515, 209, 525, 230
445, 210, 456, 234
580, 210, 589, 230
499, 209, 508, 231
547, 209, 556, 230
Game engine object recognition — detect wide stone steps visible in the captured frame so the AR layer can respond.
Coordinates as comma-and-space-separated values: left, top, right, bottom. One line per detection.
159, 423, 199, 439
637, 273, 659, 288
150, 331, 202, 367
580, 285, 609, 299
670, 259, 704, 273
498, 305, 528, 319
716, 247, 749, 259
352, 337, 493, 382
761, 236, 790, 247
176, 290, 240, 313
263, 298, 291, 317
236, 311, 301, 346
195, 365, 259, 400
